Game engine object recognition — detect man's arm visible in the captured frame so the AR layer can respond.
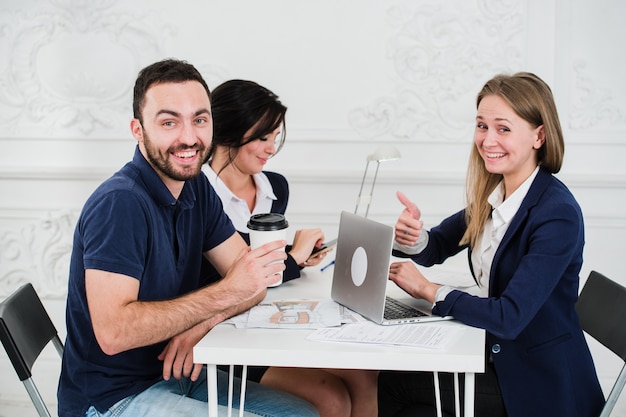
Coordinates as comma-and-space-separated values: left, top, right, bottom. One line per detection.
158, 233, 272, 382
158, 290, 264, 381
157, 233, 285, 379
87, 234, 286, 356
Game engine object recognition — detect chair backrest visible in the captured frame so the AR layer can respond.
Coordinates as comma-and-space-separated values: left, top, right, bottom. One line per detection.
576, 270, 626, 417
0, 283, 62, 380
576, 271, 626, 361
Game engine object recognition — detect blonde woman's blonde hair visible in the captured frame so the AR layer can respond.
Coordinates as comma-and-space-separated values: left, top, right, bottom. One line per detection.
460, 72, 565, 248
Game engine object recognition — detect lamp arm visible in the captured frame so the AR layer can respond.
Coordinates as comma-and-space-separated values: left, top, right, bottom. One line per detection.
354, 160, 371, 214
364, 161, 380, 218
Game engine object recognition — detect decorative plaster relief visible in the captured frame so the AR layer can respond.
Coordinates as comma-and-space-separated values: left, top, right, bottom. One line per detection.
0, 211, 77, 298
0, 0, 173, 137
569, 61, 625, 130
562, 0, 626, 132
349, 0, 524, 142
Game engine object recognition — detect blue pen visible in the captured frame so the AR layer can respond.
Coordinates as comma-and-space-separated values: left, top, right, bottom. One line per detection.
320, 259, 335, 272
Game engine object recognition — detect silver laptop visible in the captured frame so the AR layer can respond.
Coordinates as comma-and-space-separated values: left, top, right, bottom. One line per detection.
331, 211, 453, 325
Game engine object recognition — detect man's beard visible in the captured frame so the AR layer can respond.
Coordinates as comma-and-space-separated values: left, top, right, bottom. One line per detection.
143, 130, 207, 181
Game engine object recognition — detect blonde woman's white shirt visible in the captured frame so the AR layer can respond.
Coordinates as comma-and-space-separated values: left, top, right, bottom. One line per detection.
471, 166, 540, 297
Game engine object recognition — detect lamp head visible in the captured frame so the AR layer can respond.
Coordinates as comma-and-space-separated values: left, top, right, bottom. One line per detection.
368, 144, 401, 162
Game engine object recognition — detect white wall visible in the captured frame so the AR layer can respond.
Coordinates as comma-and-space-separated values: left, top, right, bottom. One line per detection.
1, 0, 625, 415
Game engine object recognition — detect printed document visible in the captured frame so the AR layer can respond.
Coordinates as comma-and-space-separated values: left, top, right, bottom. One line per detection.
307, 321, 464, 350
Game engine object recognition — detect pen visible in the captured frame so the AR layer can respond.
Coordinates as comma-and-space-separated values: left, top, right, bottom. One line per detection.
320, 259, 335, 272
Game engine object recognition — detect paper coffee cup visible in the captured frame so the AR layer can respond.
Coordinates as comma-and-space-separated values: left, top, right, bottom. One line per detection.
247, 213, 289, 287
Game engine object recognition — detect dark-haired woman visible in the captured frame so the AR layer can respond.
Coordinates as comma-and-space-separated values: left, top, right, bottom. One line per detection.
202, 79, 379, 417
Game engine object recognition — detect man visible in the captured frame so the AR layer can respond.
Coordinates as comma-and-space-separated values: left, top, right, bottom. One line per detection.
57, 59, 319, 417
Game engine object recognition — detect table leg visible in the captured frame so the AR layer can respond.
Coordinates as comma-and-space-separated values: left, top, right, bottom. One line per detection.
464, 372, 475, 417
239, 366, 248, 417
453, 373, 460, 417
228, 365, 235, 417
433, 372, 442, 417
207, 364, 219, 417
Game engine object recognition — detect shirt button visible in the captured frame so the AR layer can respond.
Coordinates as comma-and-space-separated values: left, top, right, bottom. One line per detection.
491, 344, 501, 354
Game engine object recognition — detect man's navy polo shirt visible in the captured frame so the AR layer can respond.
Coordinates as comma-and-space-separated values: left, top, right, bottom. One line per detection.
58, 147, 235, 416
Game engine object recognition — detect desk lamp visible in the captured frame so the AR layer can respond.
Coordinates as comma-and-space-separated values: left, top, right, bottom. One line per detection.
354, 145, 401, 218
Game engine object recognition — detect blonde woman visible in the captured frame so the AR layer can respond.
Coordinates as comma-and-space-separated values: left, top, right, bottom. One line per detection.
379, 73, 604, 417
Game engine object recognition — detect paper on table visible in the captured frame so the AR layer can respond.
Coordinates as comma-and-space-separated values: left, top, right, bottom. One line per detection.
307, 321, 464, 350
222, 299, 362, 329
222, 311, 249, 328
246, 299, 341, 329
339, 305, 367, 324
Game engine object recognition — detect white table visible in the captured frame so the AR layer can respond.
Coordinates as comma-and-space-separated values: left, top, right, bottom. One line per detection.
194, 265, 485, 417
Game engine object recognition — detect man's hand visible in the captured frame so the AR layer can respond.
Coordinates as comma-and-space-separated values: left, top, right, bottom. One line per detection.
158, 240, 292, 381
158, 243, 286, 382
158, 322, 211, 381
222, 239, 288, 292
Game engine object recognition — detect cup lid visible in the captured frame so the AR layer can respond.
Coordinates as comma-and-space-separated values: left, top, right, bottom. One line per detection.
247, 213, 289, 231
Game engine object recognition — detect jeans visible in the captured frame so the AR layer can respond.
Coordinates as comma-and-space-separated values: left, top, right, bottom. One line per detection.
85, 367, 319, 417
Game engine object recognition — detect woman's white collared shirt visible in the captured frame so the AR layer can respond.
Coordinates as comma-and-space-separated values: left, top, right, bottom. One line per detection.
203, 166, 277, 233
471, 166, 540, 296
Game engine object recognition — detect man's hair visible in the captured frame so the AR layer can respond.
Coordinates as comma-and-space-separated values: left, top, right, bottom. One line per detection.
133, 58, 211, 123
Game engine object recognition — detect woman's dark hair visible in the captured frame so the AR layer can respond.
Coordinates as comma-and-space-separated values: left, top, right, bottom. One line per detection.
133, 58, 210, 124
208, 79, 287, 171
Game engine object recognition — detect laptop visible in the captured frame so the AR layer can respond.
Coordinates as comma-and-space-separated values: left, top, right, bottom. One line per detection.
331, 211, 453, 325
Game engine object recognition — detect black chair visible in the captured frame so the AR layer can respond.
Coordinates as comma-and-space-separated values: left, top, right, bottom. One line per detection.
576, 271, 626, 417
0, 283, 64, 417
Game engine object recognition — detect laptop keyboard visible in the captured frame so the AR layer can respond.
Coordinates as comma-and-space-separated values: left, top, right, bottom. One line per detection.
384, 297, 428, 320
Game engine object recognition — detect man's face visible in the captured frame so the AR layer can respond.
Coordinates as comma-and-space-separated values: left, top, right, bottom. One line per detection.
131, 81, 212, 194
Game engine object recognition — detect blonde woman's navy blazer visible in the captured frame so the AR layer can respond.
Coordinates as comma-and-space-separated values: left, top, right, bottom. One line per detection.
395, 168, 604, 417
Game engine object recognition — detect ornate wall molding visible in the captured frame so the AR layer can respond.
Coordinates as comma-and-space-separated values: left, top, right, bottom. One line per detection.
0, 0, 173, 137
0, 211, 77, 298
349, 0, 525, 142
560, 0, 626, 132
568, 61, 626, 130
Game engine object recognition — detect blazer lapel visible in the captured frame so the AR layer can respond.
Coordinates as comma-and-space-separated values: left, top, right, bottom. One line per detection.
488, 169, 552, 294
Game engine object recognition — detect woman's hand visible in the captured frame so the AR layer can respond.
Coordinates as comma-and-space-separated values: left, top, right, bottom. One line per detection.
289, 228, 325, 267
389, 261, 440, 303
395, 191, 424, 246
